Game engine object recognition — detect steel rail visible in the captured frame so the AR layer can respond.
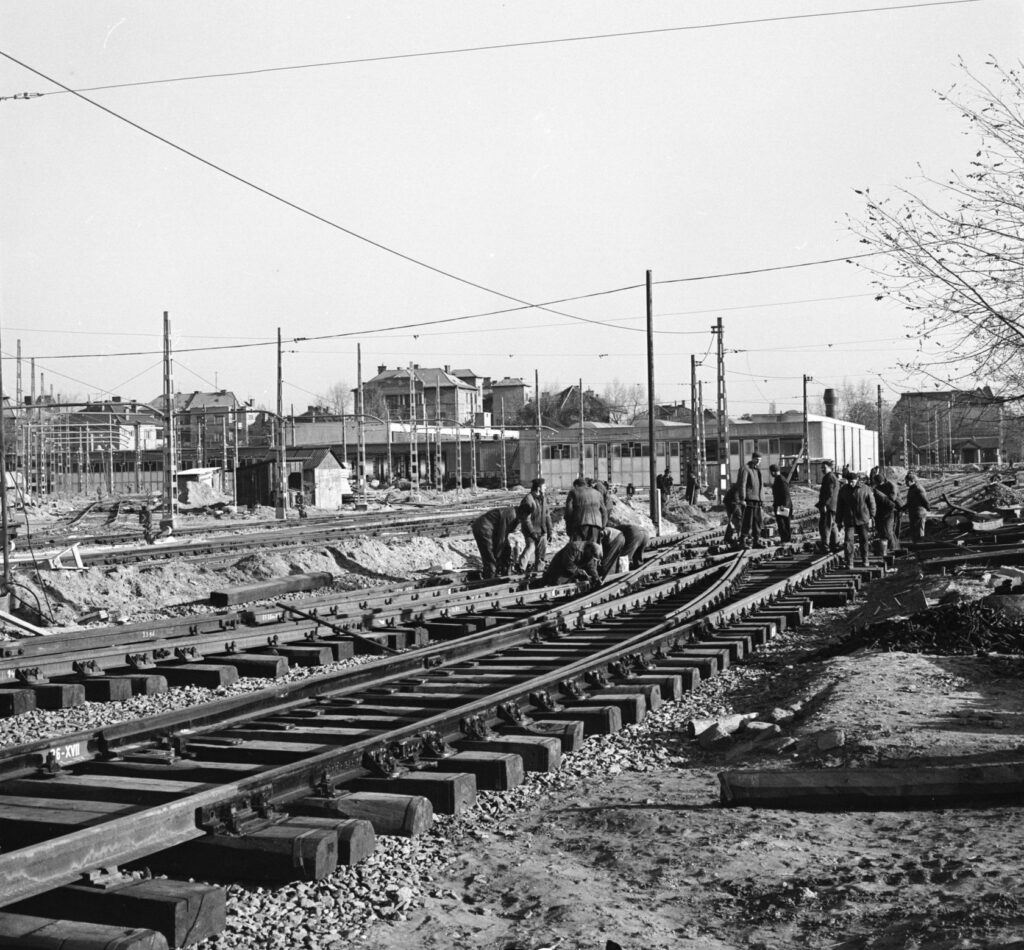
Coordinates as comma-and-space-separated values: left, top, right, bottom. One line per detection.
0, 549, 845, 905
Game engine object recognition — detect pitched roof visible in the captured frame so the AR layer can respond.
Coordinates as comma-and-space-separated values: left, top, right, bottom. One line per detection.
149, 390, 242, 413
366, 367, 474, 390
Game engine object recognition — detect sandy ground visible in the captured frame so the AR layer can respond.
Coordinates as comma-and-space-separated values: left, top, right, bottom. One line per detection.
352, 572, 1024, 950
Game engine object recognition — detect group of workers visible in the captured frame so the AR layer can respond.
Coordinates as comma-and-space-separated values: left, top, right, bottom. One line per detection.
723, 451, 932, 568
471, 476, 650, 587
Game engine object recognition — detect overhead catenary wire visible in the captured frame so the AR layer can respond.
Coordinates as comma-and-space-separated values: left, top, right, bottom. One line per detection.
0, 1, 984, 101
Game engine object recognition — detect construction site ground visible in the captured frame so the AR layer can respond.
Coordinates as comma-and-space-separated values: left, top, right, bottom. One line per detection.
5, 486, 1022, 948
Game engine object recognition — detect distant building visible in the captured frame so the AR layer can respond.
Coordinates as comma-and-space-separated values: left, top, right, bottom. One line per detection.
890, 387, 1006, 466
486, 377, 528, 420
362, 365, 481, 424
149, 390, 247, 467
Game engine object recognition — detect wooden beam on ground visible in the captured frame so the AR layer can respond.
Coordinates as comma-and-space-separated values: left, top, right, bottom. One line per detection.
0, 913, 168, 949
208, 572, 334, 608
719, 762, 1024, 809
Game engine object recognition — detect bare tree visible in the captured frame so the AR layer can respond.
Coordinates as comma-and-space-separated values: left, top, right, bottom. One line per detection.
321, 381, 352, 416
851, 59, 1024, 393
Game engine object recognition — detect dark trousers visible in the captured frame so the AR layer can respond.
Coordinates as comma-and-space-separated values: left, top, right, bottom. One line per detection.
571, 525, 603, 545
519, 533, 548, 573
843, 523, 870, 567
724, 504, 743, 545
472, 522, 510, 578
775, 512, 792, 543
877, 514, 897, 553
598, 531, 626, 579
819, 508, 839, 552
740, 502, 763, 544
621, 529, 648, 568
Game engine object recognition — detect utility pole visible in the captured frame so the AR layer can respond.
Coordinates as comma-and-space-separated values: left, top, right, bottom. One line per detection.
499, 402, 507, 490
455, 414, 463, 496
435, 378, 443, 490
715, 317, 729, 496
877, 384, 884, 471
803, 375, 813, 484
696, 379, 707, 489
535, 369, 543, 479
470, 417, 478, 493
690, 355, 698, 478
408, 365, 419, 497
0, 318, 11, 595
384, 404, 393, 485
578, 378, 585, 479
161, 312, 177, 530
646, 270, 658, 528
946, 398, 954, 465
357, 343, 367, 506
275, 328, 287, 518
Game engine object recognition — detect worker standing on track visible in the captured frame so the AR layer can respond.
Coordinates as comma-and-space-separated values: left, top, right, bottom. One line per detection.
517, 478, 553, 575
564, 477, 606, 544
816, 460, 840, 553
139, 504, 155, 545
904, 473, 931, 543
836, 470, 876, 568
769, 464, 792, 543
736, 451, 765, 548
471, 506, 518, 579
871, 476, 900, 556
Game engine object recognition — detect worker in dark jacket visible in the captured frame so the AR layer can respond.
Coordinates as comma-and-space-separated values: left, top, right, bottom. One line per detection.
735, 451, 765, 547
723, 483, 743, 547
769, 464, 793, 543
517, 478, 553, 574
816, 460, 840, 553
872, 477, 900, 555
564, 477, 606, 544
619, 523, 649, 568
904, 473, 931, 542
660, 467, 674, 506
685, 466, 699, 505
598, 526, 626, 578
541, 539, 601, 588
836, 471, 876, 568
139, 504, 155, 545
471, 506, 518, 579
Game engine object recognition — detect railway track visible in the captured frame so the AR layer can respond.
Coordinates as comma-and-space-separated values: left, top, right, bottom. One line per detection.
0, 540, 871, 946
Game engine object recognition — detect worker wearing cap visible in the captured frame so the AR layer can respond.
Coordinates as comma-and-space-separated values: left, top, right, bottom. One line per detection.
836, 470, 876, 568
517, 478, 553, 575
735, 451, 765, 548
816, 460, 840, 553
769, 463, 792, 543
471, 506, 518, 579
904, 473, 931, 543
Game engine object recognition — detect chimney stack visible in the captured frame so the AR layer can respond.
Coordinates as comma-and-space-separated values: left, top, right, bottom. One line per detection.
823, 388, 837, 418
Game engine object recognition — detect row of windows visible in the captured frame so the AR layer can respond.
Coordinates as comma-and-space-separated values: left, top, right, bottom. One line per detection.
541, 438, 807, 464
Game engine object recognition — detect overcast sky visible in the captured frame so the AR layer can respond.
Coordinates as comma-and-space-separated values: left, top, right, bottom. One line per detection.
1, 0, 1020, 417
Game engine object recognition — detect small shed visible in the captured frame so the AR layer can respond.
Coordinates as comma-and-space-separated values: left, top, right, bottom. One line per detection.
234, 447, 351, 509
176, 467, 223, 505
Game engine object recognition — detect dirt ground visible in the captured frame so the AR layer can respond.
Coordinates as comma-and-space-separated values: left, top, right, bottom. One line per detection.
353, 569, 1024, 950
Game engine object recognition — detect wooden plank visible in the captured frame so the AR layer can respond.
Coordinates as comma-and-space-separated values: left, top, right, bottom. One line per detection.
0, 913, 168, 950
181, 738, 328, 765
0, 687, 37, 717
538, 705, 622, 736
575, 692, 647, 725
79, 677, 134, 703
350, 771, 476, 815
286, 816, 377, 866
205, 653, 288, 678
458, 736, 562, 772
29, 683, 86, 711
156, 664, 240, 688
719, 762, 1024, 809
290, 792, 433, 837
8, 878, 225, 947
81, 758, 262, 783
150, 820, 339, 882
209, 572, 334, 607
431, 750, 524, 791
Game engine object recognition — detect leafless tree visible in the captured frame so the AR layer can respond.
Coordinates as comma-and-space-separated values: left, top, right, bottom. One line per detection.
851, 59, 1024, 394
321, 381, 352, 416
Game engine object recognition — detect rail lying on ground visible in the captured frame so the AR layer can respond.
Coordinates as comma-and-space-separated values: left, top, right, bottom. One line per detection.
0, 542, 869, 946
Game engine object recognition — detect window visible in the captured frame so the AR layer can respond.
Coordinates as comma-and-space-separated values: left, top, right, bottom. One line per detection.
597, 444, 607, 459
655, 441, 666, 457
611, 443, 622, 459
669, 442, 680, 457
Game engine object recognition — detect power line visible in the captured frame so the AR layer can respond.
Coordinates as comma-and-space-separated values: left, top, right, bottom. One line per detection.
0, 1, 984, 102
0, 49, 618, 336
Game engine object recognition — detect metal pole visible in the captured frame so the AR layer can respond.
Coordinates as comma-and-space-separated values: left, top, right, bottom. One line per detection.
384, 403, 393, 485
134, 422, 141, 493
578, 378, 585, 479
408, 365, 419, 497
690, 355, 698, 476
803, 375, 812, 484
470, 417, 478, 493
946, 398, 953, 465
646, 271, 658, 527
697, 379, 706, 489
877, 384, 884, 471
535, 369, 542, 479
500, 402, 507, 490
162, 312, 177, 529
435, 377, 443, 490
715, 317, 729, 496
0, 321, 11, 593
276, 328, 287, 517
357, 343, 367, 506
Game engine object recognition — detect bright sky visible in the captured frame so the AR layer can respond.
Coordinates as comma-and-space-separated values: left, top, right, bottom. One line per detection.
1, 0, 1020, 416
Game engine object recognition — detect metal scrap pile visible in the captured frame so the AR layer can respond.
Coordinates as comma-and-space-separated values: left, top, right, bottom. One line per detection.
977, 480, 1024, 508
855, 601, 1024, 656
